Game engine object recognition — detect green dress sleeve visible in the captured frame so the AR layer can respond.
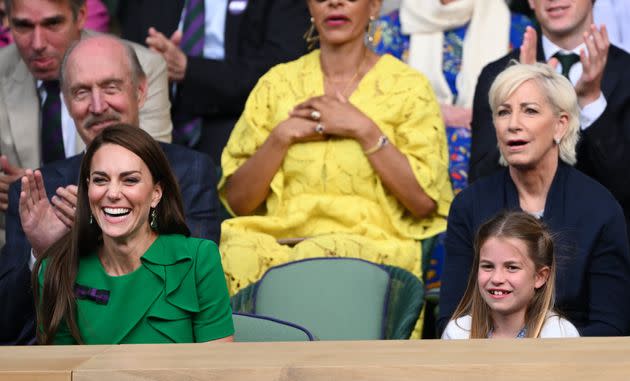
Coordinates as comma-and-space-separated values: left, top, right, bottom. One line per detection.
192, 240, 234, 341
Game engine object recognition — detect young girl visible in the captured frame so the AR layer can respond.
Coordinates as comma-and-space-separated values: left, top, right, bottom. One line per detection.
442, 211, 579, 339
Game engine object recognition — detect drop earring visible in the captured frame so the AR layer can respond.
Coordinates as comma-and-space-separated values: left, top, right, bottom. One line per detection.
366, 15, 376, 47
303, 17, 319, 50
89, 214, 94, 224
150, 208, 158, 230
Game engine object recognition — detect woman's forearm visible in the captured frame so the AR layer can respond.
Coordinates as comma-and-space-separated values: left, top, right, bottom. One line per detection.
358, 125, 437, 219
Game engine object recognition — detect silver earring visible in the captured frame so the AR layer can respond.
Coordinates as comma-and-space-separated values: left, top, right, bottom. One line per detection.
366, 16, 376, 46
554, 137, 561, 145
89, 214, 94, 224
150, 208, 158, 230
303, 17, 319, 50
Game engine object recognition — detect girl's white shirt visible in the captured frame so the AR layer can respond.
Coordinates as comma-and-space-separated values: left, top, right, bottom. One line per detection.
442, 312, 580, 339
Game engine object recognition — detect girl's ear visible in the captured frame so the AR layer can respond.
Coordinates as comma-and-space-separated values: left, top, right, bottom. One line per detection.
534, 266, 550, 289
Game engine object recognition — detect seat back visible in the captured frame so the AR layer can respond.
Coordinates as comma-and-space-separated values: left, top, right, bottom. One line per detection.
253, 258, 391, 340
232, 313, 315, 342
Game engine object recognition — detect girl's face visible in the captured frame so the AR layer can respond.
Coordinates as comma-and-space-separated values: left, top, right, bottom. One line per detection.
477, 237, 549, 322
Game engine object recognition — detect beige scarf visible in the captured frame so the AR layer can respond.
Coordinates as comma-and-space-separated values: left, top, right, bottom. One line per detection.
400, 0, 510, 107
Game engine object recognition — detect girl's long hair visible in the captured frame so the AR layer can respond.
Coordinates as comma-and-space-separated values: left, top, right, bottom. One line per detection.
451, 210, 557, 338
32, 125, 190, 344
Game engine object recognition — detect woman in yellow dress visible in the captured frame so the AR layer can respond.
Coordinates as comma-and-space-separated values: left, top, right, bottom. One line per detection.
219, 0, 453, 295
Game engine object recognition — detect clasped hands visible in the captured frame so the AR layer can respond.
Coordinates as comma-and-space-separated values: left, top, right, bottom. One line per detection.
274, 92, 377, 147
19, 170, 78, 257
520, 24, 609, 108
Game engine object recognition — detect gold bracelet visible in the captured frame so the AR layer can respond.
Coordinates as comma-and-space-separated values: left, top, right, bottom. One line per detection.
363, 135, 389, 155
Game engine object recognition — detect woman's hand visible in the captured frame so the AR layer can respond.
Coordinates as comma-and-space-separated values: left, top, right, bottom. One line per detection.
290, 93, 377, 145
272, 116, 328, 147
19, 170, 70, 257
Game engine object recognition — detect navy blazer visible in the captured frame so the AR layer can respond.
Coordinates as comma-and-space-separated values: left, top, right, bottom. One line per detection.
438, 163, 630, 336
468, 37, 630, 242
119, 0, 310, 163
0, 142, 220, 345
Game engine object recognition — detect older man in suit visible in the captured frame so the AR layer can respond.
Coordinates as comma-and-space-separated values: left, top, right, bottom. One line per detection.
0, 0, 172, 218
119, 0, 310, 164
0, 34, 220, 345
467, 0, 630, 243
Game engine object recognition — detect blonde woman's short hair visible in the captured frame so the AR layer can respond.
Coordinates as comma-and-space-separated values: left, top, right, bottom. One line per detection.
489, 61, 580, 166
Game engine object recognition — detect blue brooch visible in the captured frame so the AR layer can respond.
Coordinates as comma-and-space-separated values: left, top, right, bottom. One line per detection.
74, 284, 110, 305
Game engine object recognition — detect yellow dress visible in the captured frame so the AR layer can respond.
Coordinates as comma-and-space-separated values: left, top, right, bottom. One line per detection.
219, 50, 453, 295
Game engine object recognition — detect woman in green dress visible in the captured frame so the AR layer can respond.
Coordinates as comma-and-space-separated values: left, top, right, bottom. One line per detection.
28, 125, 234, 344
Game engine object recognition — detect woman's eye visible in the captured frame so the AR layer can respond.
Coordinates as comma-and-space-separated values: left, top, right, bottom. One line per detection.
124, 177, 140, 184
496, 109, 509, 117
91, 177, 106, 184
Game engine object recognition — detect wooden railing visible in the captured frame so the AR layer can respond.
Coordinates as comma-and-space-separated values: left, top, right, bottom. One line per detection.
2, 338, 630, 380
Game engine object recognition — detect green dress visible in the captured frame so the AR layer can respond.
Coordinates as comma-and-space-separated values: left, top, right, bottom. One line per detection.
41, 234, 234, 344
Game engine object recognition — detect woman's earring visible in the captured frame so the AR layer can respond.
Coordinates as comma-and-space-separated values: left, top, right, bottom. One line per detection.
150, 208, 158, 230
303, 17, 319, 50
554, 137, 561, 145
366, 16, 376, 47
89, 214, 94, 225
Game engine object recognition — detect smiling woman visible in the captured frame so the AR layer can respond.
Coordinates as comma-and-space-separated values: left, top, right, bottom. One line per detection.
29, 125, 234, 345
438, 62, 630, 337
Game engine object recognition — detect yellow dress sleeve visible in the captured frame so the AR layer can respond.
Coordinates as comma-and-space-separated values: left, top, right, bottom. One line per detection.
395, 71, 453, 218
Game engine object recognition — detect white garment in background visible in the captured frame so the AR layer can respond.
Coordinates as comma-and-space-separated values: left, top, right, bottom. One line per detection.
594, 0, 630, 54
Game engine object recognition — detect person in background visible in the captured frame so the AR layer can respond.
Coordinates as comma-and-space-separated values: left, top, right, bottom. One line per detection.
439, 62, 630, 337
374, 0, 532, 193
442, 210, 580, 339
120, 0, 310, 165
0, 0, 172, 222
0, 0, 12, 47
0, 34, 220, 345
468, 0, 630, 244
594, 0, 630, 54
29, 125, 233, 344
219, 0, 452, 311
84, 0, 109, 33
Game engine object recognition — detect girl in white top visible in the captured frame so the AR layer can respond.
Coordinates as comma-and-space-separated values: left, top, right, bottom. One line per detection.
442, 211, 579, 339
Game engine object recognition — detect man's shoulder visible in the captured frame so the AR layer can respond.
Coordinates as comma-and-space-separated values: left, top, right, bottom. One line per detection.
159, 142, 214, 167
481, 49, 521, 78
0, 44, 21, 74
0, 44, 29, 82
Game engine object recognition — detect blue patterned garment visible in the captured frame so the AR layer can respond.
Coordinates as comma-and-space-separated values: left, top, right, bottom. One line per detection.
373, 10, 533, 296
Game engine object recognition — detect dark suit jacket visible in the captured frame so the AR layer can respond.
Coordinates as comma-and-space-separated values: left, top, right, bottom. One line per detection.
438, 163, 630, 337
0, 142, 220, 345
468, 39, 630, 242
119, 0, 310, 163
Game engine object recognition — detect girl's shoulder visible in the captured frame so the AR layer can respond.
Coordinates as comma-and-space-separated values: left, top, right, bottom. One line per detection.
540, 313, 580, 338
442, 315, 472, 339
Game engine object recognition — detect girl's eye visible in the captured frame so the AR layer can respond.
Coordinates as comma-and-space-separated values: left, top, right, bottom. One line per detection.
507, 265, 520, 272
480, 264, 493, 270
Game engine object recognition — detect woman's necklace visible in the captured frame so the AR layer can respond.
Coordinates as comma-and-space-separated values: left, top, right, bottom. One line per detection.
323, 51, 367, 98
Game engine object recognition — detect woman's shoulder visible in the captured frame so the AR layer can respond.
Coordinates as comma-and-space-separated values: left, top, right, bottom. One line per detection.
157, 234, 219, 255
559, 164, 622, 212
540, 313, 580, 338
442, 315, 472, 339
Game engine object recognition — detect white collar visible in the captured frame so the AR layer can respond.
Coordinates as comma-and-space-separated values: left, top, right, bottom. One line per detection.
542, 35, 587, 61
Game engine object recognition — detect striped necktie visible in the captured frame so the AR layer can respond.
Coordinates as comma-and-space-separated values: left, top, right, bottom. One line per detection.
174, 0, 205, 147
41, 80, 65, 164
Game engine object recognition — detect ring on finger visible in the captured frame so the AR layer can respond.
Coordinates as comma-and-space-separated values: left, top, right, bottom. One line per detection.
315, 123, 325, 135
310, 110, 321, 121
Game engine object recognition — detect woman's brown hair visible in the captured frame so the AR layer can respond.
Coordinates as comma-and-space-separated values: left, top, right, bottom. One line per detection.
32, 124, 190, 344
450, 210, 556, 338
